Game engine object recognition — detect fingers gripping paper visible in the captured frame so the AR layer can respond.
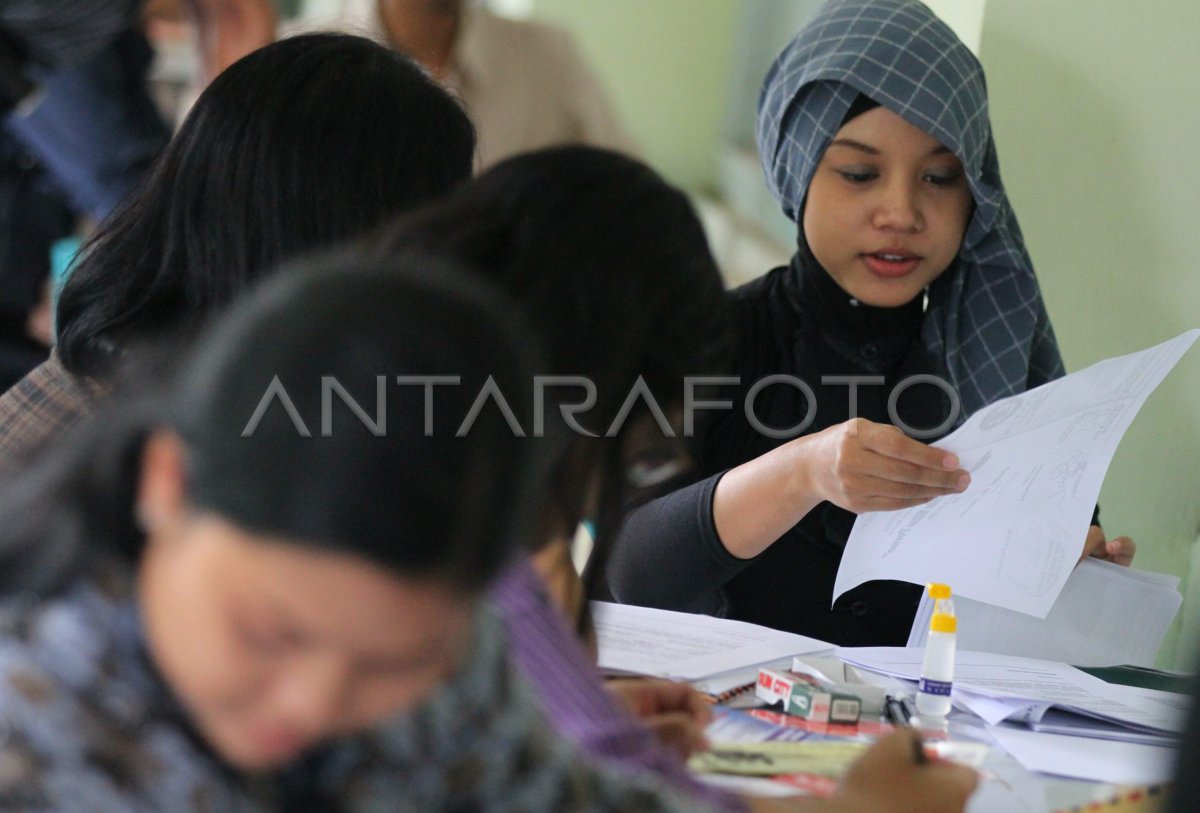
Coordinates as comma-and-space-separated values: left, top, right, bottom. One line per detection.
833, 330, 1200, 618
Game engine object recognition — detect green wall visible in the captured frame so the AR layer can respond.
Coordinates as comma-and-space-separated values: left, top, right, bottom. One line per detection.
979, 2, 1200, 667
527, 0, 739, 192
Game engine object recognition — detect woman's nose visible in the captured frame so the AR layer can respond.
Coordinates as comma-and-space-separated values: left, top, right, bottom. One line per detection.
872, 178, 923, 233
274, 655, 352, 739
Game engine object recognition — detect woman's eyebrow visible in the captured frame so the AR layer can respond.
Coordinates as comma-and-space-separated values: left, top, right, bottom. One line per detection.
828, 138, 955, 158
828, 138, 878, 155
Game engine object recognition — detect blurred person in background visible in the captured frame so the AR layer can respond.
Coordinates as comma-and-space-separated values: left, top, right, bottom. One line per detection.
0, 0, 276, 391
0, 33, 474, 472
291, 0, 635, 168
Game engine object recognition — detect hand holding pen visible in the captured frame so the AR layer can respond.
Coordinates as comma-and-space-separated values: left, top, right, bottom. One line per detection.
821, 729, 979, 813
887, 694, 986, 769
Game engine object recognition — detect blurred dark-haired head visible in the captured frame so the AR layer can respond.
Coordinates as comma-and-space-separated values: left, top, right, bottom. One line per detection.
176, 254, 538, 588
3, 254, 543, 771
56, 33, 476, 380
372, 146, 730, 438
370, 146, 731, 586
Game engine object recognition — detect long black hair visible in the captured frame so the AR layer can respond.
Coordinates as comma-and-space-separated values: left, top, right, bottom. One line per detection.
369, 146, 732, 602
56, 33, 476, 380
0, 253, 541, 597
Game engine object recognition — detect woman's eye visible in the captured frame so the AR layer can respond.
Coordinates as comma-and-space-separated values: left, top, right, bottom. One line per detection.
837, 169, 877, 184
235, 620, 298, 654
239, 626, 286, 652
924, 171, 962, 187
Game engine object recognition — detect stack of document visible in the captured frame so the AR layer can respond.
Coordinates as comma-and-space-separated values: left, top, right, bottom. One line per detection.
907, 558, 1182, 668
837, 647, 1189, 742
592, 601, 831, 689
984, 725, 1177, 786
837, 647, 1187, 783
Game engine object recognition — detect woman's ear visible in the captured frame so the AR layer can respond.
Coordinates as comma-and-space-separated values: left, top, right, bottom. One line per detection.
136, 430, 189, 534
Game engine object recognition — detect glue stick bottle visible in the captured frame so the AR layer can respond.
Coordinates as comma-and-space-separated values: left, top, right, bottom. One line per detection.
916, 583, 956, 722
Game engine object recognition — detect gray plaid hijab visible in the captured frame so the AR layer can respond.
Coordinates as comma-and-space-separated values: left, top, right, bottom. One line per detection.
756, 0, 1064, 420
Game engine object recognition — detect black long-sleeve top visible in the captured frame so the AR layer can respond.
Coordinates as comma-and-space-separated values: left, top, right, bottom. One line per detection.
607, 255, 956, 646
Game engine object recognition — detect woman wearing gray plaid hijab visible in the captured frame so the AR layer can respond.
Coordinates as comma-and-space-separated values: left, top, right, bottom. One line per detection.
607, 0, 1132, 646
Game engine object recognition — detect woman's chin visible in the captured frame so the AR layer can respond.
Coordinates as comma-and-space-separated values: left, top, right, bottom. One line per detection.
203, 720, 312, 773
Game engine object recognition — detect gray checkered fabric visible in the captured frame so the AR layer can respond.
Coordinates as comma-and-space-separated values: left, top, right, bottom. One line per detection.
756, 0, 1065, 420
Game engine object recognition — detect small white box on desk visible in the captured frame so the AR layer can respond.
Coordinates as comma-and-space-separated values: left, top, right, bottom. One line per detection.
755, 667, 863, 724
790, 656, 888, 715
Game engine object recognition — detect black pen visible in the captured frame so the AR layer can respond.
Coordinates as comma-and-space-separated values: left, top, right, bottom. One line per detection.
886, 695, 917, 728
886, 697, 927, 764
911, 730, 928, 765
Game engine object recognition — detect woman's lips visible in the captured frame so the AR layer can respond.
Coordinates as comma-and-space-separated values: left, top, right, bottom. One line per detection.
862, 251, 920, 278
247, 725, 312, 762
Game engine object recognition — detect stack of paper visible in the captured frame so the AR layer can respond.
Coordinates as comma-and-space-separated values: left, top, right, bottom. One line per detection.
837, 647, 1189, 784
837, 647, 1189, 742
985, 725, 1176, 785
592, 601, 831, 683
907, 559, 1182, 667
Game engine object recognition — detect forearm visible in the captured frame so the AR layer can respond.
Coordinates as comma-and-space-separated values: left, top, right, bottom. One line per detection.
713, 438, 822, 560
607, 474, 748, 612
716, 418, 969, 559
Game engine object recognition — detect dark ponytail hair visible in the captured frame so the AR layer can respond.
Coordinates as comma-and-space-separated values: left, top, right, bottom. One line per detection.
56, 33, 476, 381
1, 253, 541, 596
368, 146, 732, 606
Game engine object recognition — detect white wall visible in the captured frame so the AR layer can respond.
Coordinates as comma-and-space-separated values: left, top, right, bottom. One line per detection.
923, 0, 986, 54
528, 0, 740, 192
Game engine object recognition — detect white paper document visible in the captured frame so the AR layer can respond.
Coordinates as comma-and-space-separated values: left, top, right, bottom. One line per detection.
834, 329, 1200, 617
837, 647, 1190, 736
592, 601, 832, 680
907, 559, 1182, 667
986, 724, 1176, 785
